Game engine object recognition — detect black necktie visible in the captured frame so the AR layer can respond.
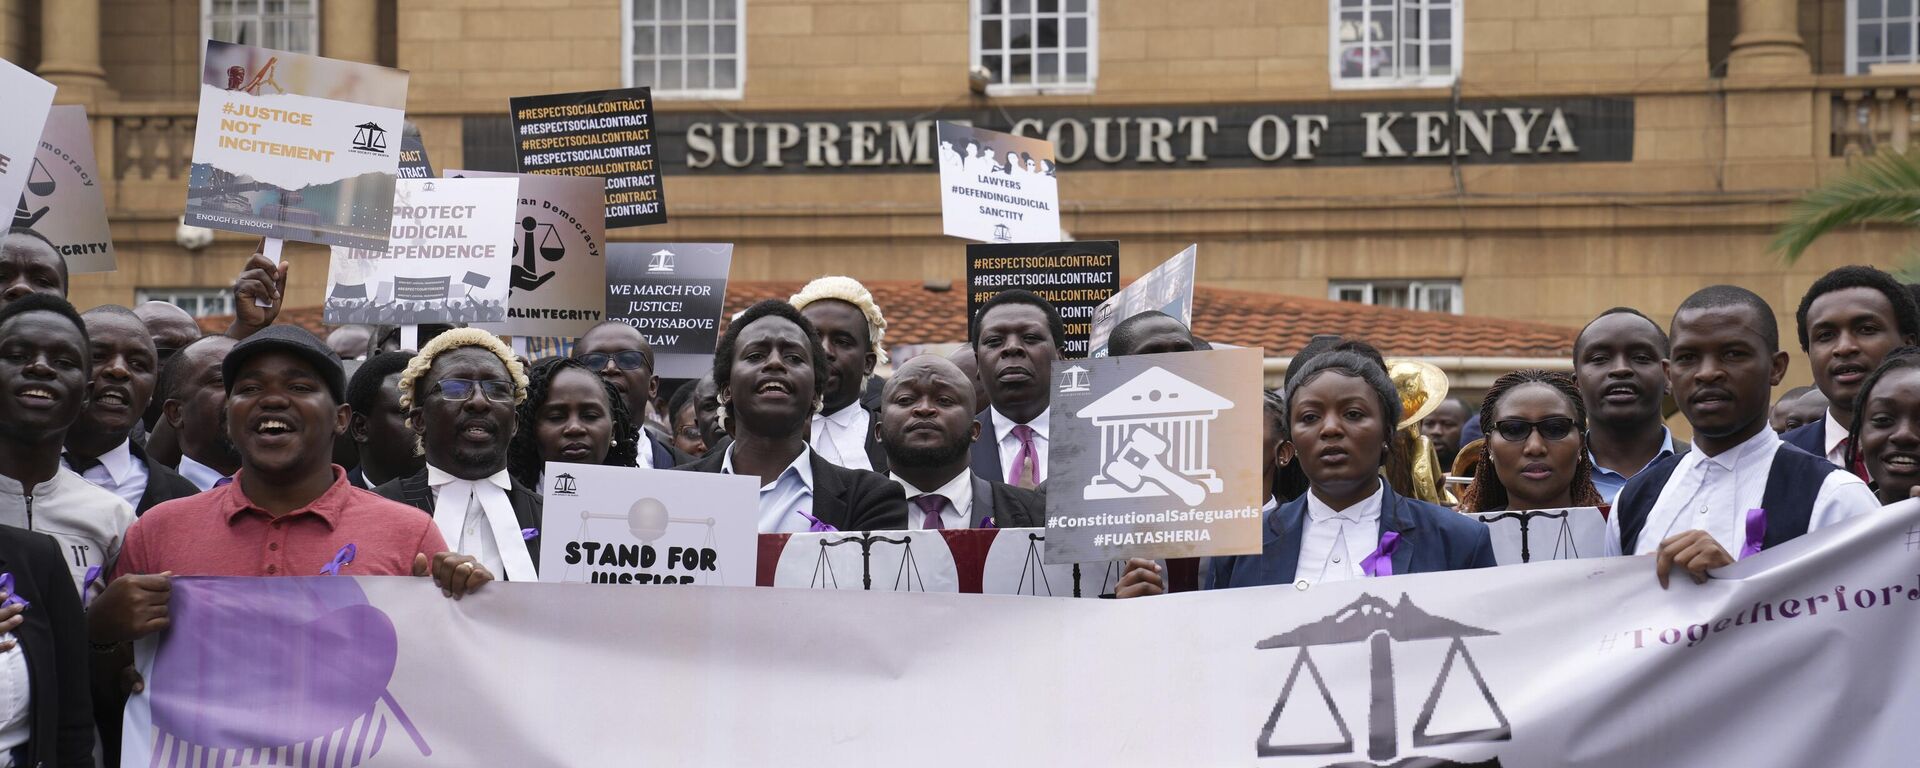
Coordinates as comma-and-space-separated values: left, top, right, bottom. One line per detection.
65, 453, 102, 474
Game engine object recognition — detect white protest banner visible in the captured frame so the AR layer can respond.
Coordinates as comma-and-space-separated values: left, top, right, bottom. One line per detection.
15, 105, 115, 272
124, 502, 1920, 766
604, 243, 731, 379
1088, 243, 1196, 358
323, 177, 517, 326
447, 169, 607, 337
0, 59, 55, 219
1467, 506, 1610, 565
1044, 347, 1265, 563
538, 463, 757, 586
757, 528, 1133, 598
185, 40, 408, 251
937, 122, 1059, 244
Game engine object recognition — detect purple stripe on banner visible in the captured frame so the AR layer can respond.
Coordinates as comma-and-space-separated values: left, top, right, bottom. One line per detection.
382, 690, 432, 756
333, 716, 352, 768
153, 734, 169, 768
370, 715, 387, 759
212, 748, 227, 768
316, 731, 331, 768
350, 708, 374, 767
298, 739, 310, 768
194, 743, 206, 768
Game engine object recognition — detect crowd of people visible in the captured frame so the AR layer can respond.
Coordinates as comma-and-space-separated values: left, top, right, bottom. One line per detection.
0, 219, 1915, 764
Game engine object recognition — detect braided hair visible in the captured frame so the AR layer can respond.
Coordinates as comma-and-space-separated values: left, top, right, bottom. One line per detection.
1457, 370, 1604, 513
507, 356, 639, 490
1845, 346, 1920, 484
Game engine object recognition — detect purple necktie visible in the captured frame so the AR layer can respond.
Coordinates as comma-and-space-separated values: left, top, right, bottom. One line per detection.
916, 494, 948, 530
1740, 508, 1766, 559
1008, 424, 1040, 489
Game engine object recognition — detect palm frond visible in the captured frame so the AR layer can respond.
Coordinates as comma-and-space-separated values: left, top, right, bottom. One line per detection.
1773, 149, 1920, 263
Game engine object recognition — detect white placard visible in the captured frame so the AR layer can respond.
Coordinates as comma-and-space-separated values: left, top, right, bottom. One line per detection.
937, 122, 1060, 244
323, 177, 518, 325
0, 59, 55, 217
536, 463, 758, 587
1465, 506, 1610, 565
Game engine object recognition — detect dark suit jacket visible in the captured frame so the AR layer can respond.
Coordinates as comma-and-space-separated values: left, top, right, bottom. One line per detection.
372, 468, 545, 571
968, 473, 1046, 528
646, 434, 693, 469
127, 440, 199, 516
673, 449, 907, 531
1781, 418, 1830, 463
970, 411, 1004, 483
0, 527, 92, 767
1209, 484, 1496, 589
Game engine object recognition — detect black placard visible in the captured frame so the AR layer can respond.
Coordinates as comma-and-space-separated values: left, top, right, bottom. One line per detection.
968, 241, 1120, 359
604, 243, 731, 379
397, 134, 433, 179
510, 87, 667, 228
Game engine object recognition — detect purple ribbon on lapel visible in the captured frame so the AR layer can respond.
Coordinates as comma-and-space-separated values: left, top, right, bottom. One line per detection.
979, 516, 997, 530
521, 527, 539, 541
1740, 508, 1766, 559
796, 511, 838, 533
1361, 531, 1401, 578
80, 565, 101, 608
0, 573, 27, 611
319, 543, 356, 575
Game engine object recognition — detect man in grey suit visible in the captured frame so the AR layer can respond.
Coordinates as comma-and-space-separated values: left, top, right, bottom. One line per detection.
880, 355, 1044, 530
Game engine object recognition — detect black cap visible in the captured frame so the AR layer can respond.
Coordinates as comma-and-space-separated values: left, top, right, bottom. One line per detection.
222, 325, 347, 403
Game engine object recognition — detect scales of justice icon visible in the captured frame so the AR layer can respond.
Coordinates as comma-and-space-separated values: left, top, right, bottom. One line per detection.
810, 533, 922, 591
563, 497, 722, 583
1255, 594, 1510, 767
648, 248, 676, 273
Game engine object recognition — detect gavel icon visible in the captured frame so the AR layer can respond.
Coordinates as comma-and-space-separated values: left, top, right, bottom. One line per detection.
1102, 428, 1207, 506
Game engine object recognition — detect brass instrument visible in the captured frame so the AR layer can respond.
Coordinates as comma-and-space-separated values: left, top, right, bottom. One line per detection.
1387, 360, 1455, 505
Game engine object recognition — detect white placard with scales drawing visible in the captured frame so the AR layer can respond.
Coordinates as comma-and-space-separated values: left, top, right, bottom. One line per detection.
537, 463, 758, 586
1465, 506, 1609, 565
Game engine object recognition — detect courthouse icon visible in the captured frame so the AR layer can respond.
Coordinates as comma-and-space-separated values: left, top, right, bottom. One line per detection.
1076, 366, 1232, 506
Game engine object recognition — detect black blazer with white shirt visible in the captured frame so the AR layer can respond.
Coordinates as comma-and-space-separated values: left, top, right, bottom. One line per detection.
372, 469, 545, 569
672, 449, 907, 532
0, 526, 92, 767
129, 440, 199, 516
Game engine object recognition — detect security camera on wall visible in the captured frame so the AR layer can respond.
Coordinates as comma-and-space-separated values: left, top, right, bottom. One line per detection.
175, 216, 214, 251
969, 66, 991, 95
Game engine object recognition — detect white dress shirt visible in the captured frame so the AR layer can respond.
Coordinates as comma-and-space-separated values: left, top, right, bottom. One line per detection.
64, 438, 148, 510
892, 471, 975, 530
722, 445, 818, 533
427, 465, 537, 581
990, 406, 1050, 485
810, 403, 873, 472
0, 639, 25, 759
1298, 484, 1384, 587
635, 430, 656, 470
1821, 410, 1851, 467
176, 454, 228, 492
1607, 427, 1878, 557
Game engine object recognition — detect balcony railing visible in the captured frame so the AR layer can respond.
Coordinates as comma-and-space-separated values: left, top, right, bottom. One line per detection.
1830, 88, 1920, 157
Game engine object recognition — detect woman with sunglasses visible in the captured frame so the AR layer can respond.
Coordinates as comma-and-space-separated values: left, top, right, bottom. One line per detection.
507, 357, 640, 491
1458, 370, 1604, 514
1846, 346, 1920, 505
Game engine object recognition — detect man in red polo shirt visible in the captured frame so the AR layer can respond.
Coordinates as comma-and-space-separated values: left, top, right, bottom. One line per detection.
89, 325, 493, 661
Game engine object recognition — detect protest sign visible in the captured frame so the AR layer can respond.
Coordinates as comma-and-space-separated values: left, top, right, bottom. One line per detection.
1088, 244, 1197, 358
124, 502, 1920, 767
604, 243, 731, 378
14, 106, 115, 272
1467, 506, 1610, 565
447, 169, 608, 337
937, 122, 1059, 244
511, 87, 667, 228
323, 177, 517, 326
396, 133, 433, 179
184, 40, 408, 251
0, 60, 55, 220
758, 528, 1132, 598
1045, 347, 1265, 563
967, 241, 1118, 358
537, 463, 757, 587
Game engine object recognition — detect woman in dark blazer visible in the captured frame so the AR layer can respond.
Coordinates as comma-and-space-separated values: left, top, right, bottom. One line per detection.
0, 525, 93, 767
673, 300, 905, 532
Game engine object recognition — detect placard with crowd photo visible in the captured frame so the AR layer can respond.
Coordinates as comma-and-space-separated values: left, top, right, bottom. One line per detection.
1465, 506, 1609, 566
323, 177, 518, 326
1087, 244, 1197, 358
0, 59, 54, 217
447, 168, 609, 337
937, 122, 1060, 244
510, 87, 668, 228
184, 40, 409, 251
1045, 347, 1266, 564
604, 242, 732, 379
538, 463, 758, 587
16, 105, 116, 273
967, 240, 1119, 358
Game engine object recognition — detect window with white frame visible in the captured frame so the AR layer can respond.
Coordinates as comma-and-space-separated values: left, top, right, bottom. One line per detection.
1330, 0, 1458, 89
1330, 279, 1462, 314
1849, 1, 1920, 75
137, 288, 235, 319
624, 0, 746, 99
202, 0, 319, 54
972, 0, 1098, 95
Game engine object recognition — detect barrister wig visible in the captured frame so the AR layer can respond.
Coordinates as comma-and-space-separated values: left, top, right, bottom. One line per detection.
397, 328, 529, 456
1456, 370, 1604, 514
507, 356, 639, 490
788, 275, 889, 365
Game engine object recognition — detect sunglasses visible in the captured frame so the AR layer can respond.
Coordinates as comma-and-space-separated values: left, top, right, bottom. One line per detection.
1491, 417, 1577, 443
431, 378, 515, 403
577, 350, 652, 372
